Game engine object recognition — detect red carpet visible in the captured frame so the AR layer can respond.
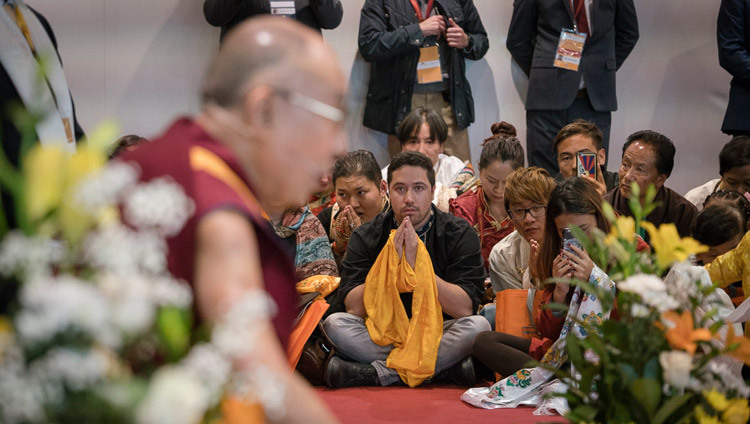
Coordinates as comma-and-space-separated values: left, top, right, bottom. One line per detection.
317, 385, 569, 423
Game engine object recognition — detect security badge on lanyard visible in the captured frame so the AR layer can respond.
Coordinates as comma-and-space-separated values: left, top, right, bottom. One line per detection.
411, 0, 442, 84
553, 24, 587, 71
270, 1, 296, 18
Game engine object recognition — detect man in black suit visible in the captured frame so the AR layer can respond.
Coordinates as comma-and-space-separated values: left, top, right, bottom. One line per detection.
203, 0, 343, 41
1, 0, 85, 227
507, 0, 639, 174
718, 0, 750, 137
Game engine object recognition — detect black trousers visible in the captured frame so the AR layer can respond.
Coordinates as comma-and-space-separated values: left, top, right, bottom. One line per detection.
526, 94, 612, 175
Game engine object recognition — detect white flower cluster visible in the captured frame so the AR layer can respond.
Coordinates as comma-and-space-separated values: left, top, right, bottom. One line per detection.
0, 341, 47, 424
123, 176, 195, 237
135, 290, 282, 424
212, 290, 278, 359
83, 224, 167, 276
136, 365, 209, 424
31, 347, 111, 391
659, 350, 696, 389
698, 359, 750, 398
16, 275, 120, 348
0, 232, 65, 278
232, 367, 288, 422
618, 274, 680, 314
75, 161, 140, 211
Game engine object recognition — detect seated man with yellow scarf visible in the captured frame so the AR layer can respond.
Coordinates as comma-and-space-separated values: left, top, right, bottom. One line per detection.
322, 151, 489, 388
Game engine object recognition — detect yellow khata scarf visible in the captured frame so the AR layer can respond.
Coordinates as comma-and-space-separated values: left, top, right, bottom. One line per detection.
363, 230, 443, 387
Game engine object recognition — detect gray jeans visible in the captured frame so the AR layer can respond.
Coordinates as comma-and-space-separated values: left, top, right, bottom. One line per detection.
322, 312, 491, 386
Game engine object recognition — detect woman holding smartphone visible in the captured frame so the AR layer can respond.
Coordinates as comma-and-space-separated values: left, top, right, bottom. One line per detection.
472, 177, 612, 377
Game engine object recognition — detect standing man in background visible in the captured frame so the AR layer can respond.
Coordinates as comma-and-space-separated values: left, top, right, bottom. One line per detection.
1, 0, 85, 228
204, 0, 343, 41
358, 0, 489, 162
507, 0, 638, 175
718, 0, 750, 137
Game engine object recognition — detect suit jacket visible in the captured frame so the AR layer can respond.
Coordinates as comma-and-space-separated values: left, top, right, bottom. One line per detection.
1, 6, 84, 229
506, 0, 639, 112
718, 0, 750, 133
203, 0, 343, 41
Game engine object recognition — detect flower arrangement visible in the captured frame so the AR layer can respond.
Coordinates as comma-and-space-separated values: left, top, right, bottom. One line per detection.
549, 183, 750, 424
0, 123, 279, 423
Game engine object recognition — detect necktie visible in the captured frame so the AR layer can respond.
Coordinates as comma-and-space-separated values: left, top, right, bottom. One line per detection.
3, 2, 36, 52
572, 0, 590, 35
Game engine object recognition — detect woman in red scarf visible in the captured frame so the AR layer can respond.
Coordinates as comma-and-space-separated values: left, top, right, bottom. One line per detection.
449, 122, 525, 270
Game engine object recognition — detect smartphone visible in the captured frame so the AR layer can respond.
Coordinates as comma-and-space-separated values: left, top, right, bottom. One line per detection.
562, 228, 583, 255
576, 152, 598, 180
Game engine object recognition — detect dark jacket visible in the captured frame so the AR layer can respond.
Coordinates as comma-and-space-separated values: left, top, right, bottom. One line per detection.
203, 0, 343, 41
718, 0, 750, 133
358, 0, 488, 134
332, 206, 486, 319
604, 185, 698, 239
506, 0, 639, 112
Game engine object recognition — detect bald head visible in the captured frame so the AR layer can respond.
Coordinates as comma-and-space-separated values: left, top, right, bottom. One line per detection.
201, 17, 338, 109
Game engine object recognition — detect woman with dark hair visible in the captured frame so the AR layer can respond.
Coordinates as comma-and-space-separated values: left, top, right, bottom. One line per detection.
449, 121, 524, 270
318, 150, 389, 261
472, 177, 613, 377
382, 107, 474, 211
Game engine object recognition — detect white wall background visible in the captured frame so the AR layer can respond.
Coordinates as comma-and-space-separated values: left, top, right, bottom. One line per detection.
32, 0, 733, 195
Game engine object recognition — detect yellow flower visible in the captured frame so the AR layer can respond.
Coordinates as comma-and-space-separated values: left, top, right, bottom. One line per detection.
59, 146, 107, 243
695, 405, 721, 424
722, 399, 750, 424
23, 145, 67, 222
661, 310, 712, 355
605, 215, 636, 245
704, 389, 730, 412
641, 222, 708, 268
83, 121, 120, 152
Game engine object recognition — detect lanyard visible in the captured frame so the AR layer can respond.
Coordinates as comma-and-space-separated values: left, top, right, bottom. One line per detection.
409, 0, 434, 22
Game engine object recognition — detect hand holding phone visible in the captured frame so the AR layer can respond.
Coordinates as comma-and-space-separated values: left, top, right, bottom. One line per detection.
576, 152, 598, 180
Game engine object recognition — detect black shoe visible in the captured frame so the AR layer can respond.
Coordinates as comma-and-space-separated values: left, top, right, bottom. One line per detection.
430, 356, 476, 387
324, 356, 379, 388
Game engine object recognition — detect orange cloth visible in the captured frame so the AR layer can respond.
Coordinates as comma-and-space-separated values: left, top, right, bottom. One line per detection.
363, 230, 443, 387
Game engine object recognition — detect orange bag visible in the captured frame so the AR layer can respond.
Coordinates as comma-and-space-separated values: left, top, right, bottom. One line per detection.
287, 300, 329, 369
495, 289, 543, 339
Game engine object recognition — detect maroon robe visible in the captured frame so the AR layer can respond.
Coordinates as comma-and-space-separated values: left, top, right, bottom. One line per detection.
120, 118, 298, 349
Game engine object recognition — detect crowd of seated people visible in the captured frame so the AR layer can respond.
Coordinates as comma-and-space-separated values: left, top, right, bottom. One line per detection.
6, 2, 750, 419
269, 112, 750, 390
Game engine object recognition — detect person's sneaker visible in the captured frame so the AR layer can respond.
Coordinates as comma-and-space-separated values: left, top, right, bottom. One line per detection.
430, 356, 477, 386
324, 356, 379, 388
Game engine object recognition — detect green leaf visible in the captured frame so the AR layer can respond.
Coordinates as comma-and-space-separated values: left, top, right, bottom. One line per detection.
643, 356, 659, 379
566, 334, 584, 368
618, 363, 638, 382
567, 405, 599, 423
652, 393, 693, 424
157, 306, 192, 361
630, 378, 662, 417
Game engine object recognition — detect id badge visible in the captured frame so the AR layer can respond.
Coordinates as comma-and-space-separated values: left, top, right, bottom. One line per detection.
270, 1, 296, 18
416, 45, 442, 84
576, 152, 598, 180
553, 29, 587, 71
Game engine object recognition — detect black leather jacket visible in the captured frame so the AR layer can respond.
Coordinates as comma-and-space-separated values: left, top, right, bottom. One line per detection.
358, 0, 488, 134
